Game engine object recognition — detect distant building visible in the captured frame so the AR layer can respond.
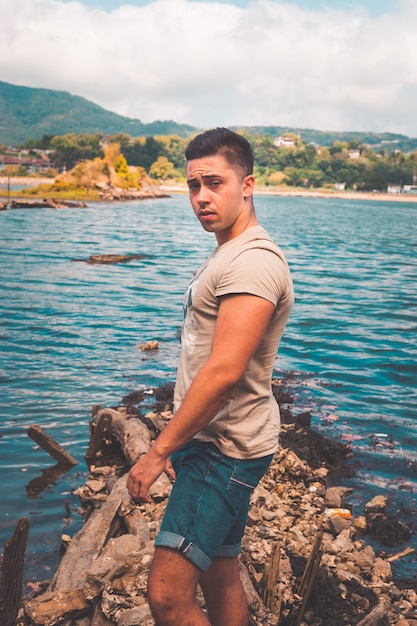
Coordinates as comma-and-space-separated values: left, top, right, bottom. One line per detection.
387, 183, 401, 194
0, 150, 52, 173
334, 182, 346, 191
348, 149, 361, 160
402, 185, 417, 195
274, 135, 297, 149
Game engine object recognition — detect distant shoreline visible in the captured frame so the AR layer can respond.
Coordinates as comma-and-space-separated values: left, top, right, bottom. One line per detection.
161, 183, 417, 204
2, 177, 417, 204
0, 176, 55, 187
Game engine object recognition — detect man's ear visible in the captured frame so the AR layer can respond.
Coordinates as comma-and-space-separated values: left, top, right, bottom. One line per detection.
243, 175, 255, 197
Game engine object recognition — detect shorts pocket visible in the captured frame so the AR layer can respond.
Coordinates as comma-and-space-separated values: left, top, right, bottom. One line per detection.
227, 470, 257, 509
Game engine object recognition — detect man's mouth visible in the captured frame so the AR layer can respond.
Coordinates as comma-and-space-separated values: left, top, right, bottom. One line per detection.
199, 210, 216, 221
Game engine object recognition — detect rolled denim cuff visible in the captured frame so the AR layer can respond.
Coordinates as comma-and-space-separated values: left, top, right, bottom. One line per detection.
155, 531, 212, 572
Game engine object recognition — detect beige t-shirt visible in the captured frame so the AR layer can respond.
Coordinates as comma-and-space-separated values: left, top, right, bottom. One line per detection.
174, 225, 294, 459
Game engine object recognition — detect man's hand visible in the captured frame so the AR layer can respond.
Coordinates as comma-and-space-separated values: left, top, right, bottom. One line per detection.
127, 449, 176, 504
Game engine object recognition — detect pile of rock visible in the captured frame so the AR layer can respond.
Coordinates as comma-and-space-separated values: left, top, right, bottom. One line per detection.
19, 382, 416, 626
96, 183, 170, 202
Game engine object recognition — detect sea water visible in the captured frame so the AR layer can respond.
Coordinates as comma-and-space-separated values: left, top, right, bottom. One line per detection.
0, 194, 416, 586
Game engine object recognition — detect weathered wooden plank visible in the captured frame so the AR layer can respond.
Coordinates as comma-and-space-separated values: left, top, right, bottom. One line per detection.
0, 517, 29, 626
286, 530, 324, 626
49, 499, 122, 592
356, 603, 386, 626
86, 412, 112, 464
262, 542, 281, 613
27, 424, 78, 466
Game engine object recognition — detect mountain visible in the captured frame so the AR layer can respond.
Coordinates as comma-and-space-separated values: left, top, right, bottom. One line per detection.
1, 80, 417, 152
0, 81, 197, 146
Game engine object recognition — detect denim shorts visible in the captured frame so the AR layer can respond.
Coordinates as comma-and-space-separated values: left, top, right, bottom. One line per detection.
154, 440, 273, 572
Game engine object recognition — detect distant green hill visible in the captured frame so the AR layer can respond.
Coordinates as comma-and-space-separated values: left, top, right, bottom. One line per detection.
231, 125, 417, 153
1, 80, 416, 152
0, 81, 197, 146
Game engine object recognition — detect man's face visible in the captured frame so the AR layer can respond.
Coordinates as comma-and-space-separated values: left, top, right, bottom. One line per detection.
186, 154, 254, 245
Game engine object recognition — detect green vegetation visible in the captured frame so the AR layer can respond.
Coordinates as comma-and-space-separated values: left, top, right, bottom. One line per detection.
8, 130, 415, 197
0, 80, 196, 146
245, 133, 417, 191
13, 141, 148, 201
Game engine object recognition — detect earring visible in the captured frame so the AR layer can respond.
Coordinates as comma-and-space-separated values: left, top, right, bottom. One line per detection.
243, 195, 248, 200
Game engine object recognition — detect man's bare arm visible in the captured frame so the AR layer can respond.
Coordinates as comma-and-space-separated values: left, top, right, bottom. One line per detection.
127, 293, 275, 502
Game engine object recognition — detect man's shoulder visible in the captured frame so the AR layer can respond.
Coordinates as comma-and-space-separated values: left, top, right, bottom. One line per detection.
221, 225, 278, 253
229, 226, 286, 263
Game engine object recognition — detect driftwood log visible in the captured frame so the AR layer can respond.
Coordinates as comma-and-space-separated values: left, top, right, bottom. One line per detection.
27, 425, 78, 466
49, 407, 156, 593
87, 407, 152, 466
0, 518, 29, 626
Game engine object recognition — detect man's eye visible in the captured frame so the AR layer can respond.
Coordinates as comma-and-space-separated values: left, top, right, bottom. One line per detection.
209, 181, 221, 188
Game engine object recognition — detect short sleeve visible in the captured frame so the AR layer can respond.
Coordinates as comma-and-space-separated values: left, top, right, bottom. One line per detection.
215, 248, 290, 306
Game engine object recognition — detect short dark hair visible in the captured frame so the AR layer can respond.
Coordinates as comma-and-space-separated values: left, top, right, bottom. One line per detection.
185, 128, 254, 176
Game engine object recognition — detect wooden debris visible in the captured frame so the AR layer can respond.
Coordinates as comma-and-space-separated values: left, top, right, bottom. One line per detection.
74, 253, 145, 265
356, 603, 386, 626
50, 498, 123, 592
0, 517, 29, 626
89, 408, 151, 466
86, 412, 113, 465
387, 546, 415, 563
262, 542, 282, 614
27, 425, 78, 466
287, 530, 324, 626
25, 590, 90, 625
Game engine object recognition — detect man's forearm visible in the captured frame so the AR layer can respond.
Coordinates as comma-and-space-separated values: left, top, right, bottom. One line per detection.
127, 363, 235, 503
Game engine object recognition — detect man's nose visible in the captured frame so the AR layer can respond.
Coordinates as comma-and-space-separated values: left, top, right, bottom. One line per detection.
196, 185, 210, 204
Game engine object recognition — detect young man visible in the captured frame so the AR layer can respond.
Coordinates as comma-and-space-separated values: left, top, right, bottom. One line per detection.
127, 128, 294, 625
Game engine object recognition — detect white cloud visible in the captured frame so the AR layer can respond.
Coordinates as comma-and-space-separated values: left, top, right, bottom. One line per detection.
1, 0, 416, 135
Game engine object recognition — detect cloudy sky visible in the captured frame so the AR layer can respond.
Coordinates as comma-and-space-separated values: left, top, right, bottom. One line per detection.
1, 0, 416, 136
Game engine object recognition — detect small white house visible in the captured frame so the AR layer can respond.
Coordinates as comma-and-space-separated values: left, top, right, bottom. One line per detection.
387, 184, 401, 194
274, 135, 296, 149
402, 185, 417, 195
348, 149, 361, 160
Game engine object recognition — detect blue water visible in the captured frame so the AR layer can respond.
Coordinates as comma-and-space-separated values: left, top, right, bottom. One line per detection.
1, 194, 416, 586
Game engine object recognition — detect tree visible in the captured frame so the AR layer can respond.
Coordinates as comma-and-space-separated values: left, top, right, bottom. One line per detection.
252, 135, 281, 169
283, 166, 308, 187
51, 133, 103, 170
266, 171, 288, 186
156, 135, 187, 169
22, 134, 55, 150
149, 156, 175, 180
2, 164, 29, 177
102, 143, 130, 187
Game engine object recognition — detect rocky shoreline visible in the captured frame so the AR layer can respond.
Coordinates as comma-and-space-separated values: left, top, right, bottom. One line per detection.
0, 177, 170, 206
14, 377, 417, 625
